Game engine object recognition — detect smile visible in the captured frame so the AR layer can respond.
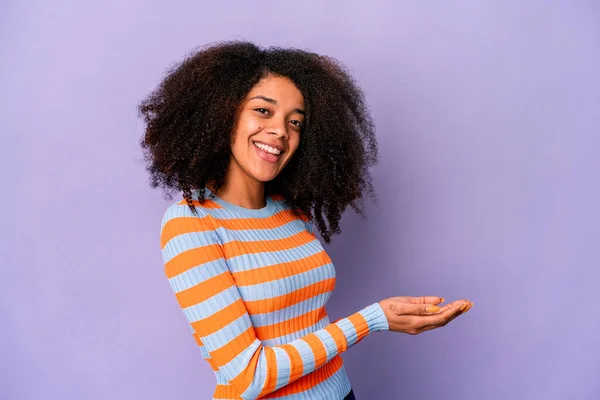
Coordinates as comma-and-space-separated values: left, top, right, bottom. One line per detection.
253, 141, 282, 155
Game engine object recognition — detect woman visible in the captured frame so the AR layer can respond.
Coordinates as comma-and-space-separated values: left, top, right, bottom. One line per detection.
139, 41, 472, 400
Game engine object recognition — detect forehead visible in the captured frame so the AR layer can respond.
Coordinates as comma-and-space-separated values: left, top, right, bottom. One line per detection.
246, 75, 304, 105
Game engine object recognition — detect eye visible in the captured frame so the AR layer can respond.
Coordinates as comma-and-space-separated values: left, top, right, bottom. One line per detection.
290, 120, 303, 129
254, 108, 270, 115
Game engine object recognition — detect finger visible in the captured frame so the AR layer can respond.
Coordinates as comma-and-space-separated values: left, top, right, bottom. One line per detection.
463, 302, 474, 313
395, 301, 444, 316
407, 296, 446, 305
434, 300, 471, 313
394, 296, 445, 305
418, 302, 469, 327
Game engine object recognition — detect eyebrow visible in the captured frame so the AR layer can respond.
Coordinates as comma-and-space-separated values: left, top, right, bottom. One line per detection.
248, 95, 305, 115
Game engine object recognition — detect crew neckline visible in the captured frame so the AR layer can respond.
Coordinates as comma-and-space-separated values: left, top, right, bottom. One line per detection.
202, 187, 277, 218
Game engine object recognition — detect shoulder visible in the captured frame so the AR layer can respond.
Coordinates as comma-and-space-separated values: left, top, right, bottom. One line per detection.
159, 198, 224, 252
159, 197, 224, 242
160, 198, 208, 228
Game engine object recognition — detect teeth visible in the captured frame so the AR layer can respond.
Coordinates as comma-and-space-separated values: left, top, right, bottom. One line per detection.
254, 142, 281, 155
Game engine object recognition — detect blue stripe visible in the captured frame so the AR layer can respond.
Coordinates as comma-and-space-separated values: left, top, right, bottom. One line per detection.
215, 373, 230, 385
168, 261, 229, 293
214, 220, 307, 242
227, 240, 324, 273
171, 197, 289, 221
162, 231, 221, 264
292, 339, 315, 376
240, 346, 270, 399
199, 346, 210, 359
273, 362, 351, 400
262, 316, 329, 346
312, 329, 338, 363
218, 337, 261, 381
359, 302, 389, 332
162, 219, 311, 263
335, 319, 358, 348
161, 197, 288, 227
249, 292, 332, 327
203, 204, 288, 220
237, 263, 333, 301
182, 285, 241, 322
201, 312, 253, 351
273, 347, 292, 390
161, 203, 208, 230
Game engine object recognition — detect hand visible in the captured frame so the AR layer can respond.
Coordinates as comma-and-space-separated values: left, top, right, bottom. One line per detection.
378, 296, 473, 335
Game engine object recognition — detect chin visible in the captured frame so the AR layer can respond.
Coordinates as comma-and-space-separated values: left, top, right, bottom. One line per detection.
252, 167, 283, 182
253, 173, 279, 183
247, 164, 284, 183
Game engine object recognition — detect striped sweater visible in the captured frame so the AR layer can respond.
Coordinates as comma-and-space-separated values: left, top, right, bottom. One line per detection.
160, 188, 389, 399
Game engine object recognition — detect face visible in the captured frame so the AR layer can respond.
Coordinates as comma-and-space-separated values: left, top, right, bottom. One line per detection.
228, 74, 305, 185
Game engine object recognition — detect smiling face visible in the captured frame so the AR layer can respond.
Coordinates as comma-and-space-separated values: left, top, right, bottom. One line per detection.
227, 74, 305, 185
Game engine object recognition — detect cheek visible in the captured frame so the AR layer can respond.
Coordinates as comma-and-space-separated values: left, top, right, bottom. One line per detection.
231, 120, 260, 148
288, 136, 301, 155
237, 114, 262, 134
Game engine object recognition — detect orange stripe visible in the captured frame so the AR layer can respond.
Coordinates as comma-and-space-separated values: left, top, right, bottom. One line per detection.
190, 298, 246, 337
271, 193, 285, 202
160, 215, 214, 249
192, 332, 203, 346
255, 308, 327, 341
244, 278, 335, 314
324, 323, 347, 353
206, 358, 219, 372
223, 231, 313, 259
213, 384, 243, 399
347, 312, 369, 339
211, 209, 301, 231
164, 244, 223, 279
175, 271, 233, 308
233, 251, 326, 286
280, 343, 304, 383
269, 355, 343, 397
258, 348, 278, 398
302, 333, 328, 365
207, 327, 256, 367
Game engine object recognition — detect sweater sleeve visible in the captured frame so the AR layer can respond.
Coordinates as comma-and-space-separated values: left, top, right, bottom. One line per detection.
160, 206, 389, 399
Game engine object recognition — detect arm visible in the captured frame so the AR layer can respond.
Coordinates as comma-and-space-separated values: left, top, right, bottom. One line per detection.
160, 205, 388, 399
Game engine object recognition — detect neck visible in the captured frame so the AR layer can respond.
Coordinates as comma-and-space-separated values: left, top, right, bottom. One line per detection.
208, 163, 266, 210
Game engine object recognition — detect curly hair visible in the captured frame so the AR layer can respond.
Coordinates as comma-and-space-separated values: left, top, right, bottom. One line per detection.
138, 41, 378, 243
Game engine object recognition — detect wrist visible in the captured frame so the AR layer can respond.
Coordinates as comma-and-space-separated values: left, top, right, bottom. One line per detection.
363, 302, 389, 332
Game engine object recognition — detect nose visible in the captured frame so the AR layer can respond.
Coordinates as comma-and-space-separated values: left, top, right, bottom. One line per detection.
265, 118, 288, 140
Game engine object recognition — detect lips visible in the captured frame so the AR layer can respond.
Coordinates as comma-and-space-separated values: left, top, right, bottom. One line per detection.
253, 141, 282, 163
252, 140, 284, 154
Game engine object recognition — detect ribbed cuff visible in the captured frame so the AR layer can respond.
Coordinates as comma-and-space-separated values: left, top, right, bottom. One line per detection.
360, 302, 389, 332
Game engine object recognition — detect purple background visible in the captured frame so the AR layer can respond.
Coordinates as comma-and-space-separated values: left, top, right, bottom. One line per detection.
3, 1, 599, 399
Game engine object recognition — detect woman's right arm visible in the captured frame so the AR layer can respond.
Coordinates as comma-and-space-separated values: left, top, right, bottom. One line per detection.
160, 204, 389, 400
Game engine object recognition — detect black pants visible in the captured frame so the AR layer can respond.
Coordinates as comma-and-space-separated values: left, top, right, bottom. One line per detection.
344, 389, 356, 400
